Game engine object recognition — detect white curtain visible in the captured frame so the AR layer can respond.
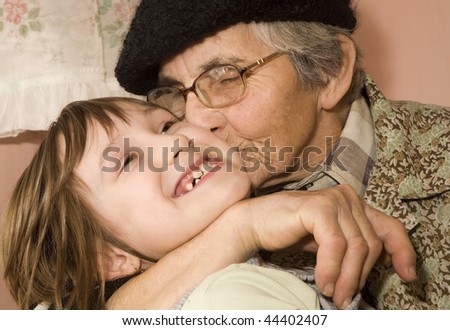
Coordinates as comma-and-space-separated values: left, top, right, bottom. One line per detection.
0, 0, 142, 137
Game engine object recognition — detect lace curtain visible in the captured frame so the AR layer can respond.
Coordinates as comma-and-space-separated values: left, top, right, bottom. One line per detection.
0, 0, 142, 137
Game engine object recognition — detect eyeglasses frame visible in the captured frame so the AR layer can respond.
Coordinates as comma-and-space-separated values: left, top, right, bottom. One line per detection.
146, 51, 283, 110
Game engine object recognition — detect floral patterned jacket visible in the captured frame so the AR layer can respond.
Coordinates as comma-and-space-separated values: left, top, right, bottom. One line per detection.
363, 77, 450, 309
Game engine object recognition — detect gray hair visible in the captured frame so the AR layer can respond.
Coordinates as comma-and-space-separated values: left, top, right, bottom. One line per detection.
251, 21, 365, 104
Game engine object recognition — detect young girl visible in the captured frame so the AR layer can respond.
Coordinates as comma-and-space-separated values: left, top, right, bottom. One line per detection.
2, 97, 364, 310
1, 97, 281, 308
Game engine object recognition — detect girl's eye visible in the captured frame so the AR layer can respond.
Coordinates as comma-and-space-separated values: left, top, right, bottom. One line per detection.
122, 153, 136, 171
161, 120, 177, 134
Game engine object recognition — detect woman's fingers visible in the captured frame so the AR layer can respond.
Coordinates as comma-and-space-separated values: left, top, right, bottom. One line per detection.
245, 185, 416, 308
363, 203, 417, 282
308, 185, 375, 308
312, 185, 415, 308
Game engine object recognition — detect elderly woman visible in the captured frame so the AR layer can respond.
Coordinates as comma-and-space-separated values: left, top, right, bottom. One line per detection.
111, 0, 449, 309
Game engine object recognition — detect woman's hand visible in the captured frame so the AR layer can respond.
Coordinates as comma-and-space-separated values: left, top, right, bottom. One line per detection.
233, 185, 416, 309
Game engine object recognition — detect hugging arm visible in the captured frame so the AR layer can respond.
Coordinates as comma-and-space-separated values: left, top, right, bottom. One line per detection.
106, 201, 255, 309
247, 185, 417, 308
107, 185, 416, 309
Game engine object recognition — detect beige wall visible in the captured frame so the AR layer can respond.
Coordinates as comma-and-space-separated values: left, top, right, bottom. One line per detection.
354, 0, 450, 106
1, 0, 449, 309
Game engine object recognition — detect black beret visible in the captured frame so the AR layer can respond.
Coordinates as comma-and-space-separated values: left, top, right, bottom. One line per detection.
116, 0, 357, 95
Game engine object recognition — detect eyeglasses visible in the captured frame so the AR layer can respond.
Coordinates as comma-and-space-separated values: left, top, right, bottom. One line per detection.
146, 51, 282, 118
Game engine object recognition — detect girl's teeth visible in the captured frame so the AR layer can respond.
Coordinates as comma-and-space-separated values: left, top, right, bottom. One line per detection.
193, 170, 202, 179
200, 163, 207, 173
185, 166, 209, 193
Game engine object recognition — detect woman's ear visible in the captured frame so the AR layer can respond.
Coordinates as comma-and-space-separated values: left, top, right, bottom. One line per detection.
99, 244, 142, 281
319, 35, 356, 110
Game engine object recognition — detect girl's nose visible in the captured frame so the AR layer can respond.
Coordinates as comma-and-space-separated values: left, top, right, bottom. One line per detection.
146, 133, 191, 171
184, 94, 227, 133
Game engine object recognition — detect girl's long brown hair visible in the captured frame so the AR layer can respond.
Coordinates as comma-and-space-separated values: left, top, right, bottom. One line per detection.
2, 97, 149, 309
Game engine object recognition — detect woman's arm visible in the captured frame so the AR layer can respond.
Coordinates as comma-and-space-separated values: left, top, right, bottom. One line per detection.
107, 185, 416, 309
239, 186, 417, 308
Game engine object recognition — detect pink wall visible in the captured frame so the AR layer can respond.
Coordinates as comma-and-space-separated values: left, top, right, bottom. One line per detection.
354, 0, 450, 106
1, 0, 449, 309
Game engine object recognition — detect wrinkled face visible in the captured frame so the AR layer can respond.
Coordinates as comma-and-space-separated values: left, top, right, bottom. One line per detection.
75, 102, 251, 260
158, 23, 324, 188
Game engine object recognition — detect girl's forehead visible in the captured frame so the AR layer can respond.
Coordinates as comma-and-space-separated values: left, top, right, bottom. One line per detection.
78, 101, 176, 149
101, 103, 175, 138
